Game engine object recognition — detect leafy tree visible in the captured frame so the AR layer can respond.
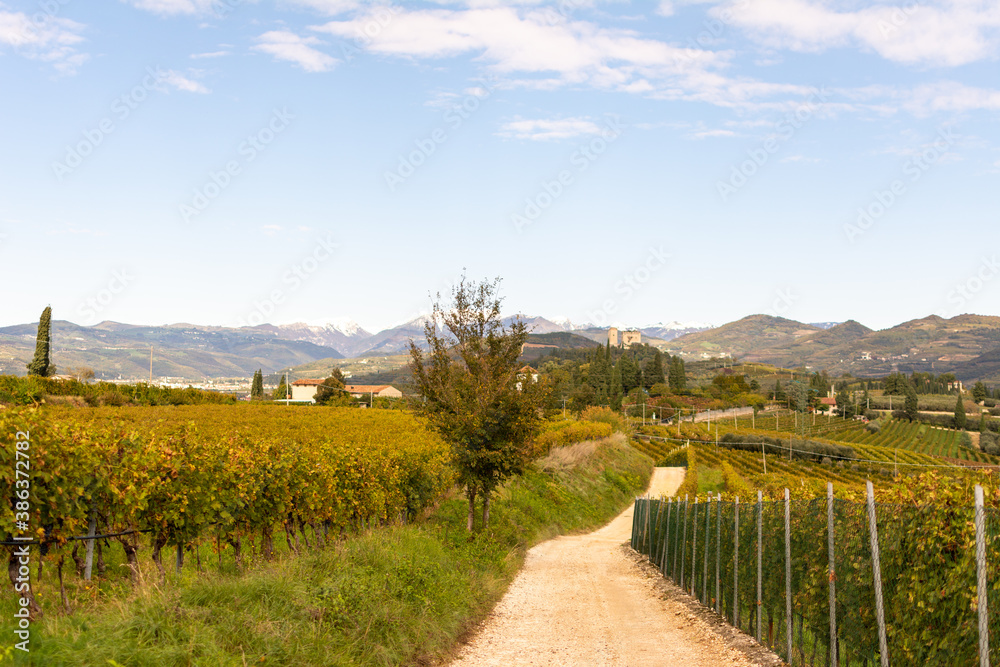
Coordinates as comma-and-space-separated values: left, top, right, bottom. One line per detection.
749, 378, 761, 393
314, 371, 351, 406
788, 380, 810, 413
68, 366, 95, 382
27, 306, 55, 377
835, 387, 855, 419
954, 393, 967, 430
884, 373, 910, 396
568, 383, 595, 413
649, 382, 670, 397
409, 277, 546, 532
973, 381, 988, 403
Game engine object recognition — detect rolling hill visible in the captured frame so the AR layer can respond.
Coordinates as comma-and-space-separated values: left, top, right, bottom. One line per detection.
667, 313, 1000, 380
666, 315, 820, 358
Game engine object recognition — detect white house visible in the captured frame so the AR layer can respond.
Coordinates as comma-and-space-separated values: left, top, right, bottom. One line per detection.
290, 378, 324, 402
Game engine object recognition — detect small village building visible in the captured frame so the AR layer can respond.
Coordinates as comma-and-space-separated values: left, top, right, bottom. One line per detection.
344, 384, 403, 399
291, 378, 325, 402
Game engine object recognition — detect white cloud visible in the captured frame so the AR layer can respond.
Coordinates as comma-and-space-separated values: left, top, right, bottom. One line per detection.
0, 10, 88, 74
690, 128, 736, 139
902, 81, 1000, 115
498, 117, 604, 140
121, 0, 245, 16
190, 50, 230, 58
716, 0, 1000, 67
161, 69, 211, 93
261, 224, 283, 235
286, 0, 359, 15
310, 6, 731, 94
253, 30, 338, 72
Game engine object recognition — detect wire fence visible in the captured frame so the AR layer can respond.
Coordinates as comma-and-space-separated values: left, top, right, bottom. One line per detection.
631, 482, 1000, 666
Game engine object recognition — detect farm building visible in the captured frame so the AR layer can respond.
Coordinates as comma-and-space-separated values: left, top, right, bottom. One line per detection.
344, 384, 403, 399
290, 378, 325, 402
289, 380, 402, 403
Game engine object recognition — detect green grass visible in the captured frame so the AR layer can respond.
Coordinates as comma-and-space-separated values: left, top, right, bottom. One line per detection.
7, 436, 652, 666
697, 467, 725, 495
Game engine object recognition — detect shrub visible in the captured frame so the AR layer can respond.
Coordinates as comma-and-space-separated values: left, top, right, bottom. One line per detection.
866, 420, 882, 434
535, 421, 613, 452
981, 432, 1000, 456
580, 405, 627, 433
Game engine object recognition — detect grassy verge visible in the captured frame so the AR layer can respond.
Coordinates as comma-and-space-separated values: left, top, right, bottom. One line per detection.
7, 434, 651, 666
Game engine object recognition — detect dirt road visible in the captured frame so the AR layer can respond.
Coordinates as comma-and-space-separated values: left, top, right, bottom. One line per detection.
450, 468, 755, 667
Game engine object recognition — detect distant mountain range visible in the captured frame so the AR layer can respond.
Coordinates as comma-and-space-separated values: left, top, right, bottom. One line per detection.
2, 313, 998, 383
0, 320, 343, 380
664, 314, 1000, 382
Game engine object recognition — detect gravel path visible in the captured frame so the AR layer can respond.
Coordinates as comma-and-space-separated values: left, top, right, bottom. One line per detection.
449, 468, 757, 667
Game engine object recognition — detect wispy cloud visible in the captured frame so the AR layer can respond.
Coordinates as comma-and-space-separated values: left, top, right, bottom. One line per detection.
0, 9, 88, 74
122, 0, 238, 16
498, 117, 604, 141
161, 69, 211, 93
253, 30, 338, 72
286, 0, 359, 16
715, 0, 1000, 67
190, 50, 231, 59
690, 128, 737, 139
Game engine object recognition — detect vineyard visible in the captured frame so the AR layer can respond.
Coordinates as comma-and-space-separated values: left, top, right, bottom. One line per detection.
0, 405, 454, 599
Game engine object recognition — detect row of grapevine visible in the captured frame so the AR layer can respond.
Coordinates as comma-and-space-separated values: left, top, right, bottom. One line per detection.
1, 406, 455, 588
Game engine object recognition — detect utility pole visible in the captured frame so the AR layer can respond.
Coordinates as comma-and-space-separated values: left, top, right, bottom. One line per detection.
562, 396, 567, 418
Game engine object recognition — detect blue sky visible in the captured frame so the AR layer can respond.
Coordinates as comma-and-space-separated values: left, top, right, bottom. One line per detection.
1, 0, 998, 334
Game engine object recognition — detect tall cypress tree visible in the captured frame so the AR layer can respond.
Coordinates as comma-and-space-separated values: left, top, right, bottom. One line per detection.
27, 306, 53, 377
251, 369, 264, 399
954, 393, 967, 430
904, 385, 919, 422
